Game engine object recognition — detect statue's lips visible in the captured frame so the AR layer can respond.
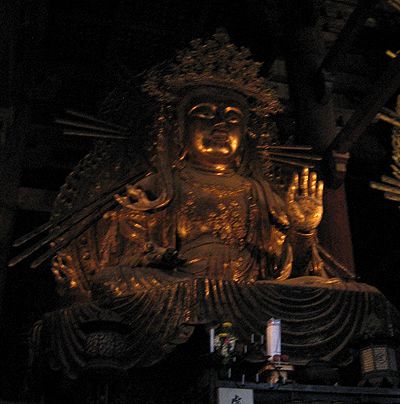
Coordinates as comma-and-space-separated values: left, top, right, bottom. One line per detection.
205, 130, 229, 146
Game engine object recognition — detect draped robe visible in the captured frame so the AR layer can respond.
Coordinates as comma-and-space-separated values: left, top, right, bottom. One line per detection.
38, 166, 400, 379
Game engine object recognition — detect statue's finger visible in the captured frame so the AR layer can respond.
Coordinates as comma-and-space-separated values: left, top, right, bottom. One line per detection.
309, 172, 317, 197
287, 185, 296, 203
316, 180, 324, 200
293, 172, 299, 190
287, 184, 296, 203
300, 167, 309, 196
287, 173, 298, 203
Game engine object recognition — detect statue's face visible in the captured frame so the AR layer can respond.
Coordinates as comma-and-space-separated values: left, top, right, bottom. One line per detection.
185, 92, 247, 168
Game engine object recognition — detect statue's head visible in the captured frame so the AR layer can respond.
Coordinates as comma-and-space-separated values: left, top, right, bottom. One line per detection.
178, 86, 248, 171
142, 32, 282, 169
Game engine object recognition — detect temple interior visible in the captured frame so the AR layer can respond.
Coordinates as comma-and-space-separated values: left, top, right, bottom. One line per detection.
1, 1, 400, 403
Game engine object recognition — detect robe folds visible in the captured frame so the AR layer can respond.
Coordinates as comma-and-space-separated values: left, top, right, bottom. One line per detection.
38, 275, 399, 379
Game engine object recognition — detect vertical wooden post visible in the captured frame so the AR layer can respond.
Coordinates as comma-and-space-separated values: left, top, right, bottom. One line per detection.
0, 0, 22, 318
0, 0, 47, 316
281, 0, 355, 272
0, 106, 29, 281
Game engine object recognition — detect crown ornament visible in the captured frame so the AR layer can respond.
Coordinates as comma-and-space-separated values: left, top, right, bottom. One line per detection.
142, 31, 282, 117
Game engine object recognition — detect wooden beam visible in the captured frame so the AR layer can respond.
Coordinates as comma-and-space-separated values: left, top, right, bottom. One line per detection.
321, 0, 379, 72
330, 56, 400, 155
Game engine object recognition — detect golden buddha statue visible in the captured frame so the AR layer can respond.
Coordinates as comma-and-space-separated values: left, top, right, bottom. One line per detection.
48, 33, 338, 301
14, 33, 399, 383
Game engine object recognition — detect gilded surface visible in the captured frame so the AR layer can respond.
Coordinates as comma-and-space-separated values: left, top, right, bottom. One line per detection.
48, 34, 340, 296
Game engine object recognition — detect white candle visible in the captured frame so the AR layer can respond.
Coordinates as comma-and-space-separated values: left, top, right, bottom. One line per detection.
266, 318, 281, 359
241, 374, 245, 384
210, 327, 215, 353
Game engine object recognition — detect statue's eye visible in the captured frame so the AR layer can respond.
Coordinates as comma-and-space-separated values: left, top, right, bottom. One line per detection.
224, 107, 243, 124
188, 103, 216, 119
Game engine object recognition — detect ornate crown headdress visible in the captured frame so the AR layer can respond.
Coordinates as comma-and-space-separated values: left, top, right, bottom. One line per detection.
142, 31, 282, 118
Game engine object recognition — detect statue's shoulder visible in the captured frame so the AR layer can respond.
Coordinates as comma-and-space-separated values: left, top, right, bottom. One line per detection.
249, 176, 287, 208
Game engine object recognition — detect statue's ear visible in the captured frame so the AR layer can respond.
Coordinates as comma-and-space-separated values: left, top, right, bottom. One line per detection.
175, 99, 188, 147
177, 114, 186, 146
234, 155, 242, 169
172, 148, 188, 170
235, 134, 250, 174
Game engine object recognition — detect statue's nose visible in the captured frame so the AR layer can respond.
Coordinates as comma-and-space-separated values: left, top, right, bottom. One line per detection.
213, 120, 227, 129
213, 110, 230, 129
212, 107, 229, 127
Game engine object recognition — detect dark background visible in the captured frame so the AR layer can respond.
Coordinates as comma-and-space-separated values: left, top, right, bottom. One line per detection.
0, 0, 399, 400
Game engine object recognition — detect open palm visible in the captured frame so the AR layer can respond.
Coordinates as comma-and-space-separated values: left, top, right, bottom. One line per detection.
286, 168, 324, 233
